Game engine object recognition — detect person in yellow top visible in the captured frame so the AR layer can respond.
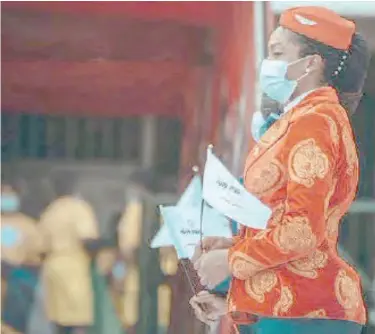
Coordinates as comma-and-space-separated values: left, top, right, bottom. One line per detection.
1, 184, 45, 334
39, 193, 100, 334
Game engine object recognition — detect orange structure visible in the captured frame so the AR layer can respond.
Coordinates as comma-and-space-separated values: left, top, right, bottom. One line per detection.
1, 2, 270, 333
2, 1, 260, 173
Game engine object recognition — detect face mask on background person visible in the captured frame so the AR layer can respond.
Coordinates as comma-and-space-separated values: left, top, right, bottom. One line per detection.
259, 57, 312, 104
251, 111, 282, 142
112, 261, 127, 280
251, 111, 266, 142
1, 225, 21, 247
1, 194, 20, 213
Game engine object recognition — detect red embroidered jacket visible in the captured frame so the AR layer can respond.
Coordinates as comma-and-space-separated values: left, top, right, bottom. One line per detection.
228, 87, 366, 325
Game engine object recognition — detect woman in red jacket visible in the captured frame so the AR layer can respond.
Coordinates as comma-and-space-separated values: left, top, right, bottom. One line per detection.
191, 6, 371, 334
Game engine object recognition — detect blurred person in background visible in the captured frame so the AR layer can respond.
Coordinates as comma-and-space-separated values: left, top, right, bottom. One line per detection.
90, 211, 125, 334
251, 94, 283, 143
95, 212, 126, 320
190, 6, 371, 334
107, 212, 128, 313
1, 184, 45, 334
38, 178, 106, 334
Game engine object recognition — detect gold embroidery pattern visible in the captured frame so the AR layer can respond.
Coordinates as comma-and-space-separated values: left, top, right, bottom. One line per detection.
246, 159, 285, 197
230, 251, 265, 280
273, 286, 294, 316
253, 229, 270, 240
259, 119, 289, 147
286, 250, 328, 279
324, 177, 337, 215
316, 113, 339, 146
342, 127, 358, 175
273, 216, 317, 253
269, 202, 286, 227
334, 269, 361, 319
245, 228, 255, 238
227, 294, 236, 312
252, 145, 261, 158
245, 270, 278, 303
288, 138, 330, 188
326, 206, 342, 241
304, 309, 327, 318
294, 110, 339, 146
290, 106, 312, 120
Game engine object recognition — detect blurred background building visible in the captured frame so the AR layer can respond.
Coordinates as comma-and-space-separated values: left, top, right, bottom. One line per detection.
1, 2, 374, 334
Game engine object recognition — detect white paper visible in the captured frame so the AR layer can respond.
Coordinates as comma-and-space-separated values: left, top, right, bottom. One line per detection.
150, 225, 173, 249
160, 203, 232, 259
150, 174, 202, 249
202, 147, 271, 229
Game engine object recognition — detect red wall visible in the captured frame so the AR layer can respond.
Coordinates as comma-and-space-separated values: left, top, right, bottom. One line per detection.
1, 1, 228, 27
179, 1, 256, 182
1, 4, 213, 118
171, 4, 257, 333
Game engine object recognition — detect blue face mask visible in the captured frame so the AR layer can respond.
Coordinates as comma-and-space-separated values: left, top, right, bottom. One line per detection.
1, 195, 20, 213
251, 111, 266, 142
1, 225, 21, 247
112, 261, 127, 279
260, 59, 299, 104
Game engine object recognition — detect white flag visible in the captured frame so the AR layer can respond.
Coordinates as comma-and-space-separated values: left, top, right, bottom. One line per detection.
150, 174, 202, 248
202, 147, 271, 229
160, 203, 232, 259
150, 225, 172, 249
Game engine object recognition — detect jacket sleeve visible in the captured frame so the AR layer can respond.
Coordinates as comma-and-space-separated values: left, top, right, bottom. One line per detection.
228, 111, 341, 280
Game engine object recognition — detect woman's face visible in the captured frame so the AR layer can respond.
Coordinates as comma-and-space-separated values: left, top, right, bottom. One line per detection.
267, 27, 323, 90
267, 26, 301, 63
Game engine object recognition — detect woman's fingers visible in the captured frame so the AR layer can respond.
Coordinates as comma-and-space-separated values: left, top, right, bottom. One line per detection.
196, 290, 212, 297
189, 294, 202, 309
192, 237, 225, 263
200, 276, 216, 289
191, 244, 203, 263
190, 295, 214, 325
192, 304, 218, 326
194, 290, 218, 302
192, 237, 234, 265
194, 308, 216, 326
190, 292, 226, 318
194, 253, 204, 271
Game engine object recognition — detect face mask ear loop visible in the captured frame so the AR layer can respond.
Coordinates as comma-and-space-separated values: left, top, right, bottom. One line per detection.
296, 70, 310, 83
287, 55, 314, 83
283, 69, 310, 107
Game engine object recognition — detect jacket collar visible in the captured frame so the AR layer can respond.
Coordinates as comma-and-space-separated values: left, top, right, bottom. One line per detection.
245, 87, 339, 171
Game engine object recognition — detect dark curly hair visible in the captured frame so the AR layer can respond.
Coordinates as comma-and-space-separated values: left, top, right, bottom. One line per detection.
292, 31, 371, 115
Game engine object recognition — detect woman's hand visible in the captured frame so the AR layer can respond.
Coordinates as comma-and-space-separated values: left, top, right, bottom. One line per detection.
192, 237, 234, 263
193, 249, 231, 289
189, 291, 227, 327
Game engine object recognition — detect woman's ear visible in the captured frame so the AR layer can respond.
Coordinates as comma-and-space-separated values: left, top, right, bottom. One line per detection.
307, 54, 324, 73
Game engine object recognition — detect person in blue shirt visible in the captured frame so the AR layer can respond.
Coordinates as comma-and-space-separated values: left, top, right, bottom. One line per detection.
1, 185, 44, 334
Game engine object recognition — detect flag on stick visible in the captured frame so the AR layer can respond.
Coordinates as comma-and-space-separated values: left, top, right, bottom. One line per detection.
202, 145, 271, 230
150, 174, 202, 248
